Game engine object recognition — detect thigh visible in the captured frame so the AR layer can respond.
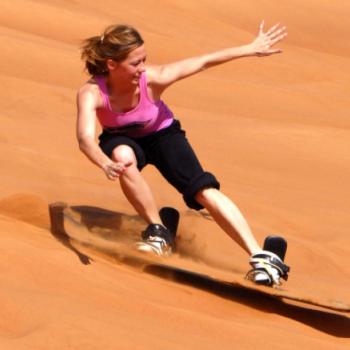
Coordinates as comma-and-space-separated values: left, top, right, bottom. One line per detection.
149, 121, 204, 193
98, 132, 146, 170
137, 120, 220, 209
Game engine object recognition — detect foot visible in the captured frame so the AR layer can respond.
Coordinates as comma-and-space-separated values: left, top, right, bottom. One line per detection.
136, 224, 173, 256
246, 250, 290, 286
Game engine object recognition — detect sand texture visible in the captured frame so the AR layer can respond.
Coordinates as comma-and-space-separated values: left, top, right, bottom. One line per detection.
0, 1, 349, 349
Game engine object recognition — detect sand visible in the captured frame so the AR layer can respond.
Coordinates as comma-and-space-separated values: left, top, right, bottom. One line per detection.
0, 0, 349, 349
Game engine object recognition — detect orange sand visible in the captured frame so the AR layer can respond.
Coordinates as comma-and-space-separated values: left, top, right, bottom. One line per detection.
0, 0, 349, 349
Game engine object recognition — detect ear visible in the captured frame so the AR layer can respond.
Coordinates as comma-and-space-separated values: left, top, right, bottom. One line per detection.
106, 59, 118, 71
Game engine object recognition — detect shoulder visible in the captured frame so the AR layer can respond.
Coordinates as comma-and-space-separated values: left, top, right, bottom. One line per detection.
76, 78, 103, 109
144, 65, 163, 85
144, 65, 168, 98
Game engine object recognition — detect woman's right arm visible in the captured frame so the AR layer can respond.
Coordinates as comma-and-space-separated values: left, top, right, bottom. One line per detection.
76, 86, 129, 181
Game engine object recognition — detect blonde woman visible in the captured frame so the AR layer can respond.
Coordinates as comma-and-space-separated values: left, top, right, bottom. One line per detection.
77, 22, 289, 285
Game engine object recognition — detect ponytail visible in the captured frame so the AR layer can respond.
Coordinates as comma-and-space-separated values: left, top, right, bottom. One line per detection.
80, 24, 144, 76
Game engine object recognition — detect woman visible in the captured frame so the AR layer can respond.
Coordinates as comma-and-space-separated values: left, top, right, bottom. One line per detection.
77, 22, 288, 285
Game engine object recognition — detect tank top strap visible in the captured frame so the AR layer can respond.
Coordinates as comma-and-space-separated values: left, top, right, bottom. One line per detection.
139, 72, 150, 103
94, 75, 110, 109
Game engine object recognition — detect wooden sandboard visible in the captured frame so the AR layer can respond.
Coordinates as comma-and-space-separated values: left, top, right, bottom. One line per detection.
49, 203, 350, 313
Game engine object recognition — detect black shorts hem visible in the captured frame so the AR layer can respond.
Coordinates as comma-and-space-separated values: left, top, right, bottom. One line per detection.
183, 172, 221, 210
98, 134, 146, 170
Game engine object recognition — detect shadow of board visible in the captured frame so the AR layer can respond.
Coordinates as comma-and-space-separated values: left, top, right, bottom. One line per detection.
48, 202, 350, 338
48, 202, 145, 263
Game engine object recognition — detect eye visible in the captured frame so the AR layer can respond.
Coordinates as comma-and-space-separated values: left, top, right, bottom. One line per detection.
131, 57, 146, 66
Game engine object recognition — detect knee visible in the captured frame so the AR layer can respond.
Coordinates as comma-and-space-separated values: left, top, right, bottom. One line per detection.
111, 145, 137, 166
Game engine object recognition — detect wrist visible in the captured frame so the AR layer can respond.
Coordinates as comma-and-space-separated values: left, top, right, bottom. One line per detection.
101, 160, 113, 171
242, 44, 257, 57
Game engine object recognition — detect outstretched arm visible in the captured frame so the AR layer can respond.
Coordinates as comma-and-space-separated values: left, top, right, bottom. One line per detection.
147, 21, 287, 91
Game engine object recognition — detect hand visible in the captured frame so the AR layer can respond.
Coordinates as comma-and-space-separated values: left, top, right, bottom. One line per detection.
249, 20, 287, 57
102, 161, 132, 181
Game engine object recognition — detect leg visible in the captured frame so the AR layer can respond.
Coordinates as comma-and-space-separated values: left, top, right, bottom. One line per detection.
195, 188, 261, 255
147, 120, 260, 255
112, 145, 161, 225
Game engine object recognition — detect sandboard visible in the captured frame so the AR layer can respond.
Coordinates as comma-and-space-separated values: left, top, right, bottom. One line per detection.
49, 203, 350, 313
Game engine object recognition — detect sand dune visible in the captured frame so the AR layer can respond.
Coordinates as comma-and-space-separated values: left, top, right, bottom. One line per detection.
0, 0, 349, 349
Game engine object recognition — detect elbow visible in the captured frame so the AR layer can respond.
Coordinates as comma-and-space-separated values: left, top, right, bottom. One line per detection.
78, 140, 86, 152
77, 135, 93, 153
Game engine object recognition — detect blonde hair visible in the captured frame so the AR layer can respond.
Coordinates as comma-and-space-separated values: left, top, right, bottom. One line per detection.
80, 24, 144, 76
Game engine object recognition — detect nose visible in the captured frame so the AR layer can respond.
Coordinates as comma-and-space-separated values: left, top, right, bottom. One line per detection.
138, 62, 146, 73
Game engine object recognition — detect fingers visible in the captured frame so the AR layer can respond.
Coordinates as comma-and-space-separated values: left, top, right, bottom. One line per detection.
267, 30, 287, 50
270, 34, 287, 47
253, 21, 287, 57
260, 22, 287, 50
269, 26, 287, 41
111, 162, 127, 174
259, 21, 287, 41
266, 23, 280, 36
104, 161, 132, 181
259, 20, 265, 34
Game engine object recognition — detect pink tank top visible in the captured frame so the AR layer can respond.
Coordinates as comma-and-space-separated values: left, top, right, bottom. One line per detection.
94, 72, 174, 138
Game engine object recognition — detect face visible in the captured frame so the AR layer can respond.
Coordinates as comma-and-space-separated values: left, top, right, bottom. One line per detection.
107, 45, 147, 85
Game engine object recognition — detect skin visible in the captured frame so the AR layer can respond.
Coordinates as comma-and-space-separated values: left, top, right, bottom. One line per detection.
76, 22, 287, 255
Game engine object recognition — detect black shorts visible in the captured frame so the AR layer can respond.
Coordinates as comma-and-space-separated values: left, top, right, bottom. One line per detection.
98, 119, 220, 210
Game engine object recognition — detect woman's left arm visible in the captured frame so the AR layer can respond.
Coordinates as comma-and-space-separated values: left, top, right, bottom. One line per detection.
147, 21, 287, 91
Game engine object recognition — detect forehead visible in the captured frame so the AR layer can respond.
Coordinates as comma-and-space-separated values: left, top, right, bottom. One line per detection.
126, 44, 146, 60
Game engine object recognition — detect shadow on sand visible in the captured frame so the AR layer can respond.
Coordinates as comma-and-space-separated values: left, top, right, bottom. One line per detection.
49, 202, 93, 265
145, 264, 350, 338
48, 202, 350, 338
